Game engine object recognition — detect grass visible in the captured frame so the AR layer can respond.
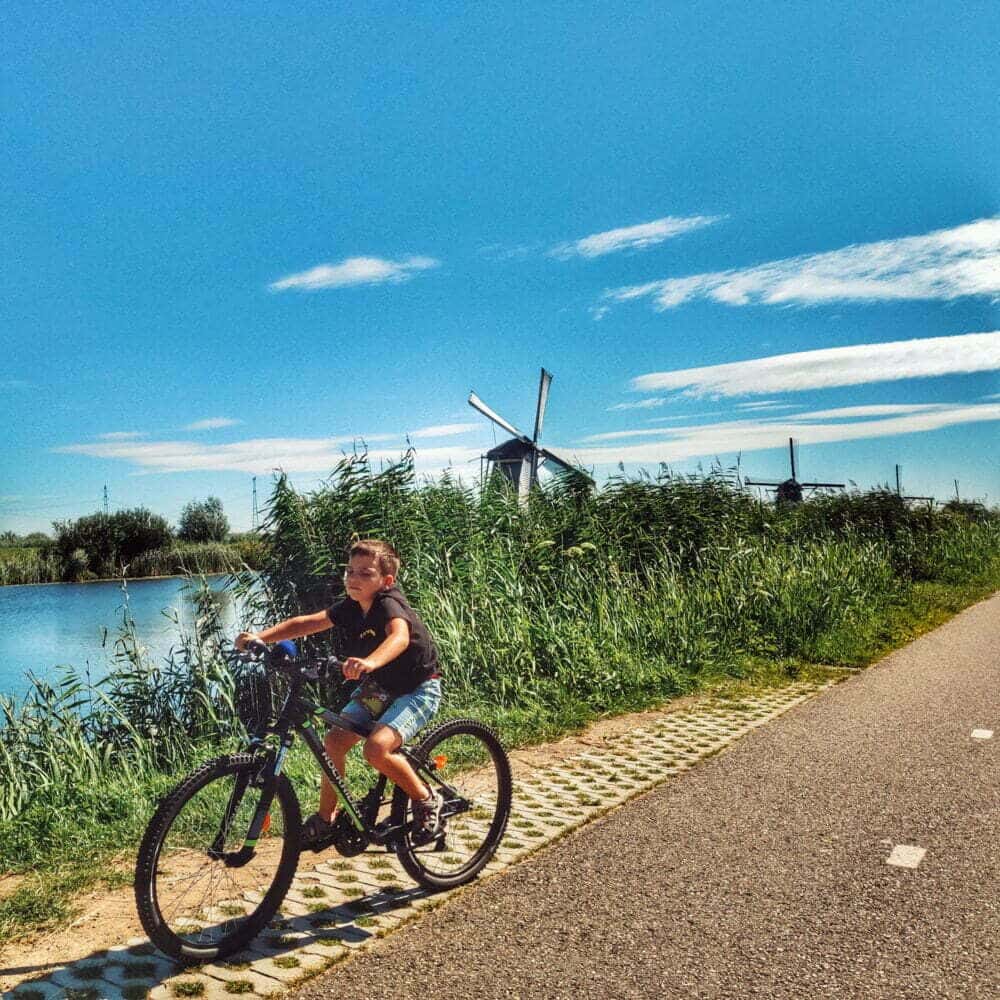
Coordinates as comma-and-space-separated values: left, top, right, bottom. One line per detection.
0, 458, 998, 944
171, 983, 205, 997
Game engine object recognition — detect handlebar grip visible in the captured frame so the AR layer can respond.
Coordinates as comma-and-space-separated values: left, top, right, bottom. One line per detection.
246, 638, 269, 657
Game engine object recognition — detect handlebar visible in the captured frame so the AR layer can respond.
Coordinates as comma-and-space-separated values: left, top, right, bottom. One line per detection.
235, 639, 345, 681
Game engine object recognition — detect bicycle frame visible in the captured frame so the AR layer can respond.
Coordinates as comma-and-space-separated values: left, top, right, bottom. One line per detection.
225, 661, 467, 863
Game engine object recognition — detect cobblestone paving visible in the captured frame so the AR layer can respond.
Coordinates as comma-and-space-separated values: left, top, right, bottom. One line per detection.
7, 679, 833, 1000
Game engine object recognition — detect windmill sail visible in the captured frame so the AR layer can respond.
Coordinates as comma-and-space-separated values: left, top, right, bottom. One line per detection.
468, 392, 530, 442
533, 368, 552, 443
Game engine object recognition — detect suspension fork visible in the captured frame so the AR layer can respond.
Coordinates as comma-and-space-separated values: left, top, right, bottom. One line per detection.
216, 742, 289, 868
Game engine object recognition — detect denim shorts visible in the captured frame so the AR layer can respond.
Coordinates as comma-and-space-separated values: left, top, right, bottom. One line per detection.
339, 677, 441, 746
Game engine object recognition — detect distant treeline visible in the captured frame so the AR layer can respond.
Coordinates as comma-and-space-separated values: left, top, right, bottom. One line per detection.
0, 498, 266, 585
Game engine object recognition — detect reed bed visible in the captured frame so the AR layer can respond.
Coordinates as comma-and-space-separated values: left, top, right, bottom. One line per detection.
1, 453, 998, 938
0, 539, 265, 586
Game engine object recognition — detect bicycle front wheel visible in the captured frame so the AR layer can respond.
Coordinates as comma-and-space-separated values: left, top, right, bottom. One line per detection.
135, 753, 301, 962
393, 719, 512, 890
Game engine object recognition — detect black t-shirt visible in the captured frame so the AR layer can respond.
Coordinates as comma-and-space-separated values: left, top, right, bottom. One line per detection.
325, 585, 440, 696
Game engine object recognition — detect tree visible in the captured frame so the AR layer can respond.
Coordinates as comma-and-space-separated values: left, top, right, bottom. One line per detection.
52, 508, 173, 579
178, 497, 230, 543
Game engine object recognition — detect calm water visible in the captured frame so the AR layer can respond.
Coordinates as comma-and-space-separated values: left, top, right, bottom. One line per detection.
0, 576, 243, 702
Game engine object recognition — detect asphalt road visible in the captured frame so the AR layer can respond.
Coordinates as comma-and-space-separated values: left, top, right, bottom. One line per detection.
293, 592, 999, 999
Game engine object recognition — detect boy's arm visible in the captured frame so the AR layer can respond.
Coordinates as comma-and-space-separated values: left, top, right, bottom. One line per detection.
235, 610, 332, 650
342, 617, 409, 679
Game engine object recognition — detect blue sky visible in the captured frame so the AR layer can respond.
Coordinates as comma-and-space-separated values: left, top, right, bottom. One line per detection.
2, 2, 998, 534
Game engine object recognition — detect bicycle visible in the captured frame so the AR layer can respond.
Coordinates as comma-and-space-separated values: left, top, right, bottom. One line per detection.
134, 639, 512, 963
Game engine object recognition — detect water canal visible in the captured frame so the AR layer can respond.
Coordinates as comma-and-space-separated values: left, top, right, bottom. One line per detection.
0, 575, 242, 702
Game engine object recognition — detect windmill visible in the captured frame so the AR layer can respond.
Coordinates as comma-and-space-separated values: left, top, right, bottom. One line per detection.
893, 465, 934, 505
745, 437, 845, 504
468, 368, 594, 501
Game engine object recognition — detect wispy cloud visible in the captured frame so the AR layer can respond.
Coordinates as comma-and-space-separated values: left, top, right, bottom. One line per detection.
407, 422, 479, 439
269, 255, 440, 292
552, 215, 723, 260
735, 401, 797, 411
571, 403, 1000, 466
608, 398, 667, 411
56, 433, 483, 475
603, 217, 1000, 311
792, 404, 948, 420
97, 431, 147, 441
631, 331, 1000, 398
184, 417, 242, 431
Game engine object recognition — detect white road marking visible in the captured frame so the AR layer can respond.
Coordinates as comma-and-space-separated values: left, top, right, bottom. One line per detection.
887, 844, 926, 869
971, 729, 994, 740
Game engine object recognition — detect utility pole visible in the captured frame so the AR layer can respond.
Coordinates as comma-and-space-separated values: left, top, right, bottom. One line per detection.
103, 484, 109, 516
895, 464, 902, 496
251, 476, 258, 529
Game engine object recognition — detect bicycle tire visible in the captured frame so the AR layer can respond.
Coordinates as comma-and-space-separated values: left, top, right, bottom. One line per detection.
393, 718, 512, 890
135, 753, 302, 963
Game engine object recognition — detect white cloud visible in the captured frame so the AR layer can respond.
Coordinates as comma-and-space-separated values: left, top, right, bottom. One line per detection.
55, 435, 483, 476
735, 401, 797, 411
608, 398, 667, 411
97, 431, 147, 441
631, 331, 1000, 397
570, 403, 1000, 466
269, 255, 440, 292
603, 217, 1000, 311
184, 417, 242, 431
407, 422, 479, 439
792, 404, 947, 420
552, 215, 723, 260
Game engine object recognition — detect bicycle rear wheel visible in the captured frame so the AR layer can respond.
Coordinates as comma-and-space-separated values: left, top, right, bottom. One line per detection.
135, 753, 301, 962
393, 719, 511, 890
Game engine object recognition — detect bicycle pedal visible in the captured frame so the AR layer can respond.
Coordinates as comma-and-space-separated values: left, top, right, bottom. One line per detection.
433, 834, 448, 852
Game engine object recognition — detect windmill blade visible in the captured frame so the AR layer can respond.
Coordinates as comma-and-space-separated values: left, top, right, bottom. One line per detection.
532, 368, 553, 443
538, 447, 595, 483
801, 481, 845, 489
745, 479, 783, 487
468, 392, 530, 442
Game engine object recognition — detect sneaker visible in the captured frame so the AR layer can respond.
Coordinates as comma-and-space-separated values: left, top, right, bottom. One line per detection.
410, 790, 444, 846
300, 812, 337, 852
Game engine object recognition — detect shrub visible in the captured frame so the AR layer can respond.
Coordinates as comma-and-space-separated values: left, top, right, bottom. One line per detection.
178, 498, 230, 543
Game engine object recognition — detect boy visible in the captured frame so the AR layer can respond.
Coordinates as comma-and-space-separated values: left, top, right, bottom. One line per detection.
234, 538, 443, 849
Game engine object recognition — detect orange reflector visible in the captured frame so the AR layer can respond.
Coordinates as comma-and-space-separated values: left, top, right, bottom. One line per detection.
434, 754, 448, 769
262, 813, 271, 834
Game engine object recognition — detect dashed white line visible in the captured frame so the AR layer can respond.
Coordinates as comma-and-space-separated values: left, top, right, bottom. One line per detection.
886, 844, 926, 869
970, 729, 993, 740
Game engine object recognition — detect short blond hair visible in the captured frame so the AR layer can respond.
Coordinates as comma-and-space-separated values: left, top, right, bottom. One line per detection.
349, 538, 400, 578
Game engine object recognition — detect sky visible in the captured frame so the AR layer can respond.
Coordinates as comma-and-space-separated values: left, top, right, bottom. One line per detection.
2, 2, 998, 534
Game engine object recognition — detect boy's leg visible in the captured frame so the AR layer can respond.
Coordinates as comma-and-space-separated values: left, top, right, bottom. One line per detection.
362, 725, 430, 801
319, 728, 363, 821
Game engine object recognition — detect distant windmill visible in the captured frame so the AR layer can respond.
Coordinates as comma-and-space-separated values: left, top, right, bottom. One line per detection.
894, 465, 934, 505
468, 368, 594, 501
745, 437, 845, 504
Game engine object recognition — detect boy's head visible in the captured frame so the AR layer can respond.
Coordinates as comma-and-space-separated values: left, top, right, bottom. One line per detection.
343, 538, 399, 602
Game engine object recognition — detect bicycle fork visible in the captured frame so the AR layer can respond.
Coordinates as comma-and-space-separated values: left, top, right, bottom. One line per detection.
212, 744, 288, 868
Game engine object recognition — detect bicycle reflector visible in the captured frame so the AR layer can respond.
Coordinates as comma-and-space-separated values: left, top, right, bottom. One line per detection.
433, 754, 448, 769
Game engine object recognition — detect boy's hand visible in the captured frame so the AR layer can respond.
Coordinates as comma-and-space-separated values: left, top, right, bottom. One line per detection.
342, 656, 378, 680
234, 632, 260, 652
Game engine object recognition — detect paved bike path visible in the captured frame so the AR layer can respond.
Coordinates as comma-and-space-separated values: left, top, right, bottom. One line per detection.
293, 592, 999, 1000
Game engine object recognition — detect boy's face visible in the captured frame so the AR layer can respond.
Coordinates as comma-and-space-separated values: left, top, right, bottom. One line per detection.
343, 553, 393, 605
